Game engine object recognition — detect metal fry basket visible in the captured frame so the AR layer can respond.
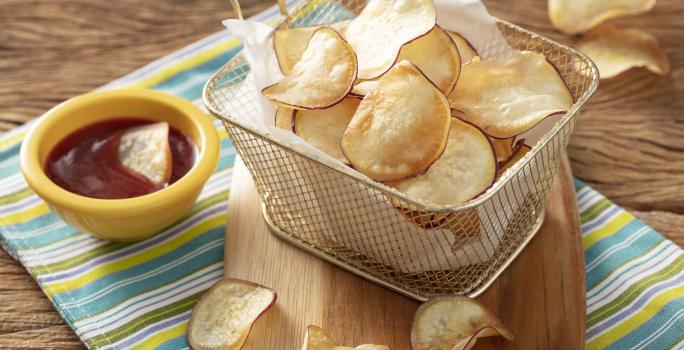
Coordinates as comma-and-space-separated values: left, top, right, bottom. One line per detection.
203, 0, 599, 301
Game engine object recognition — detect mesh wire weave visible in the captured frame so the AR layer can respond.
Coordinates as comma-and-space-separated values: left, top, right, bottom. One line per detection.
203, 0, 599, 301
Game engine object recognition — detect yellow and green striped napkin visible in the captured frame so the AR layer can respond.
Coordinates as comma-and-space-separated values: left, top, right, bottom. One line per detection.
576, 181, 684, 349
0, 1, 682, 349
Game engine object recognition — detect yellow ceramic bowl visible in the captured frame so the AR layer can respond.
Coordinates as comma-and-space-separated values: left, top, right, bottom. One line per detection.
20, 88, 219, 241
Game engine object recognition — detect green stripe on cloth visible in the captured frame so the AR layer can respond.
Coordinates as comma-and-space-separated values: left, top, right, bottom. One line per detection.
576, 180, 684, 350
0, 2, 682, 349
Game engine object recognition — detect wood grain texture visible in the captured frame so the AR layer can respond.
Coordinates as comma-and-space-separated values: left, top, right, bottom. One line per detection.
483, 0, 684, 214
0, 0, 682, 348
631, 210, 684, 247
224, 155, 584, 349
0, 252, 82, 349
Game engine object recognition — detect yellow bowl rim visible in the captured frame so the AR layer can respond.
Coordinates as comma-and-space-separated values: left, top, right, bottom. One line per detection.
20, 88, 219, 217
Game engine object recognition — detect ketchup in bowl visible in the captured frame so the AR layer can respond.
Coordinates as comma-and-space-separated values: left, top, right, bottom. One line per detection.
45, 118, 196, 199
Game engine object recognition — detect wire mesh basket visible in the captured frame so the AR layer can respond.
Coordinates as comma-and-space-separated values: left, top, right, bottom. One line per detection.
203, 0, 599, 301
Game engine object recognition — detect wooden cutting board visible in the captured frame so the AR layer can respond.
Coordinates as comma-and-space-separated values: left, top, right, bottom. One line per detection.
224, 154, 584, 349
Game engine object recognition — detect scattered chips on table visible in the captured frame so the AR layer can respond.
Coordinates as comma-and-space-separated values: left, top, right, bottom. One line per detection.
548, 0, 656, 34
187, 278, 276, 350
264, 27, 357, 109
341, 60, 451, 181
411, 296, 513, 350
301, 325, 389, 350
576, 24, 670, 79
449, 51, 573, 139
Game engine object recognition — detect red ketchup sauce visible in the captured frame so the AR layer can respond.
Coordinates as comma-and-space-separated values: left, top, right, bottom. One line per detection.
45, 118, 196, 199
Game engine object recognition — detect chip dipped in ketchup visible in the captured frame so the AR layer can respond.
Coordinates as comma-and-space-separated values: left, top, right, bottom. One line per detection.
45, 118, 196, 199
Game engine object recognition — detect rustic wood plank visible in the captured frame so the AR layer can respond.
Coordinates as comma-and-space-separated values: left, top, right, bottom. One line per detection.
0, 250, 83, 349
225, 155, 584, 349
0, 325, 82, 350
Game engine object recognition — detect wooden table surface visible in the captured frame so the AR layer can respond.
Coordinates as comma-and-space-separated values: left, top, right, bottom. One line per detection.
0, 0, 682, 348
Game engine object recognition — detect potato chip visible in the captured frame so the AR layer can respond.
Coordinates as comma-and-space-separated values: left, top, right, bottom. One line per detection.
275, 107, 294, 131
447, 31, 478, 63
350, 26, 460, 96
302, 325, 389, 350
490, 137, 515, 163
273, 26, 318, 75
344, 0, 436, 79
330, 19, 352, 35
294, 97, 360, 163
263, 27, 357, 110
187, 278, 276, 350
342, 60, 451, 181
351, 80, 378, 96
398, 26, 461, 93
118, 121, 171, 185
549, 0, 656, 34
449, 51, 573, 138
386, 118, 496, 206
498, 140, 531, 175
411, 296, 513, 350
273, 21, 352, 74
576, 24, 670, 79
396, 207, 480, 246
453, 326, 512, 350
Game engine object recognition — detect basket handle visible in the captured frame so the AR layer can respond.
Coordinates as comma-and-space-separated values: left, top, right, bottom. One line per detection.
229, 0, 288, 20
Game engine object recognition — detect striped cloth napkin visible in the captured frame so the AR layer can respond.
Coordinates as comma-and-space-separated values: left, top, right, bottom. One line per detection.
576, 181, 684, 350
0, 1, 682, 349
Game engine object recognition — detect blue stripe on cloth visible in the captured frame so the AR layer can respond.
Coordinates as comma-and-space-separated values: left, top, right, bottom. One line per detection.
604, 297, 684, 350
54, 227, 225, 319
39, 204, 226, 283
0, 143, 21, 164
585, 222, 665, 290
0, 196, 42, 216
155, 334, 190, 350
74, 263, 222, 331
12, 224, 77, 250
155, 46, 244, 99
0, 160, 20, 178
587, 241, 673, 308
101, 311, 192, 350
4, 214, 76, 243
582, 205, 623, 232
587, 272, 684, 338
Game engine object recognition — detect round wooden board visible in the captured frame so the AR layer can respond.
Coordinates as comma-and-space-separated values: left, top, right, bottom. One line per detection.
224, 153, 584, 349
